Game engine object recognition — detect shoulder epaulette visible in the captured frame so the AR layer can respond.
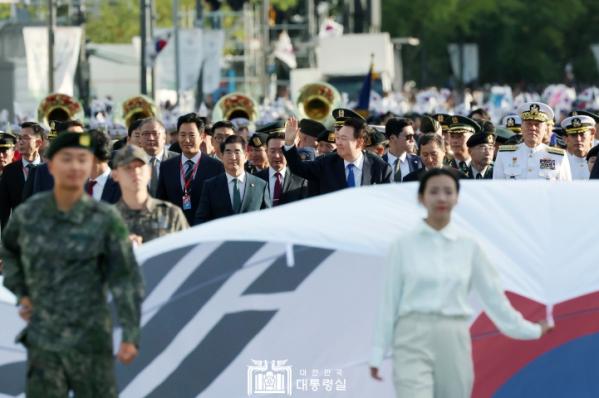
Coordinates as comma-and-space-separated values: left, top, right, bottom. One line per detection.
498, 145, 518, 152
547, 147, 565, 156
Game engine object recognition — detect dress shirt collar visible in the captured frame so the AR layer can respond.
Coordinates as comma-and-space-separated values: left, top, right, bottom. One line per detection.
418, 219, 458, 241
182, 151, 202, 164
22, 155, 41, 167
226, 172, 246, 184
521, 142, 546, 153
344, 152, 364, 170
92, 167, 111, 185
269, 167, 286, 180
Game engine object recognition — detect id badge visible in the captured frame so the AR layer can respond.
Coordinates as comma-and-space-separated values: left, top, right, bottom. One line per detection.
182, 194, 192, 210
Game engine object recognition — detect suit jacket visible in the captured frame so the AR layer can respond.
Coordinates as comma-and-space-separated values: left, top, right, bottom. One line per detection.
255, 168, 309, 205
23, 163, 54, 200
403, 166, 469, 182
283, 146, 392, 195
194, 173, 270, 225
382, 153, 423, 181
84, 175, 122, 204
156, 153, 224, 225
0, 161, 26, 228
591, 156, 599, 179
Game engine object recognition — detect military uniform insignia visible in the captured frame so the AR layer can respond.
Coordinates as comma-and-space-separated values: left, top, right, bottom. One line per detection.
486, 135, 494, 144
530, 103, 540, 114
540, 158, 556, 170
252, 137, 261, 146
338, 109, 344, 118
436, 115, 444, 122
507, 118, 515, 127
499, 145, 518, 152
547, 147, 565, 156
328, 132, 335, 142
452, 116, 459, 124
572, 118, 582, 128
79, 134, 91, 147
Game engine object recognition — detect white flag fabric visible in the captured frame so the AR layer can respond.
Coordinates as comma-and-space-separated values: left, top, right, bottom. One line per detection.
1, 181, 599, 397
274, 30, 297, 69
448, 43, 479, 84
22, 27, 82, 97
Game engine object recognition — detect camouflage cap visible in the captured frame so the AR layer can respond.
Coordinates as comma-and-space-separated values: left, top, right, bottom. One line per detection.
113, 144, 149, 168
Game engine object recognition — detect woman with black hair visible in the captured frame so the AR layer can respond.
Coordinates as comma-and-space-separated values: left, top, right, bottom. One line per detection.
370, 168, 552, 397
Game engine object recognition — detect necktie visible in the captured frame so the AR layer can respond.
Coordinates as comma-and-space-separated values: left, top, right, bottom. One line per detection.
393, 158, 402, 182
232, 178, 242, 213
149, 157, 158, 195
459, 161, 469, 175
273, 172, 282, 206
24, 163, 34, 181
476, 173, 482, 180
346, 164, 356, 187
87, 179, 97, 196
184, 159, 194, 186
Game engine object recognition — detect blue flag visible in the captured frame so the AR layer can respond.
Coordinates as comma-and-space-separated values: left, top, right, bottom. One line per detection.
356, 57, 374, 115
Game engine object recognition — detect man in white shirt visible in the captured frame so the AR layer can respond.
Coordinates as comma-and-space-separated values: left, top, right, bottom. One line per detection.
493, 102, 572, 180
560, 115, 594, 180
86, 130, 121, 203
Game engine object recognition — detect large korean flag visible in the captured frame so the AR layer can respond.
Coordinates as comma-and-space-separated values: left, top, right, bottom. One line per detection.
1, 181, 599, 397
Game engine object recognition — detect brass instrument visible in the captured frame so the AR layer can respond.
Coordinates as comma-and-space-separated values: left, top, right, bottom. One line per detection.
296, 82, 341, 125
37, 93, 83, 126
122, 95, 157, 128
211, 93, 258, 122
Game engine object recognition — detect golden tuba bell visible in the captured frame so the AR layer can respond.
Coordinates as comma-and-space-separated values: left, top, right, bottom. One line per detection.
122, 95, 157, 128
296, 82, 341, 125
211, 93, 258, 122
37, 93, 83, 126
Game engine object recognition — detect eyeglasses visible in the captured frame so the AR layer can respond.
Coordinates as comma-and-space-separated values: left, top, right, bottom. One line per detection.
404, 134, 415, 140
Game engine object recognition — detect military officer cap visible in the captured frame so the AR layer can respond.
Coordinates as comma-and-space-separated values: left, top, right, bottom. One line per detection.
569, 109, 599, 124
256, 120, 285, 135
501, 114, 522, 133
0, 131, 17, 150
46, 132, 94, 159
420, 115, 441, 134
433, 113, 452, 132
331, 108, 365, 128
298, 119, 326, 138
112, 144, 149, 168
518, 102, 554, 123
231, 117, 250, 130
317, 129, 336, 144
248, 132, 268, 148
448, 115, 481, 134
467, 132, 495, 148
494, 127, 516, 144
365, 129, 388, 147
560, 115, 596, 134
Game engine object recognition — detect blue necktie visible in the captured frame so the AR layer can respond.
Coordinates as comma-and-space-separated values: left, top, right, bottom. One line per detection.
346, 164, 356, 187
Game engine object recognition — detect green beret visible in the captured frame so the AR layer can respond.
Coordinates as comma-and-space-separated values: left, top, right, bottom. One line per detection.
46, 132, 94, 159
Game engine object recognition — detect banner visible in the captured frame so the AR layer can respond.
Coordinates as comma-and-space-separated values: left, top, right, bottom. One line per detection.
22, 27, 82, 97
1, 181, 599, 397
201, 30, 224, 94
448, 43, 479, 84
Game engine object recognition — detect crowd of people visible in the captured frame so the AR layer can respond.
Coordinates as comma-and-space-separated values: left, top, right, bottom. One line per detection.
0, 89, 598, 394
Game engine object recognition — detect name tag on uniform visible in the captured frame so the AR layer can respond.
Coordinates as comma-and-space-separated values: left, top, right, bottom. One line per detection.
182, 194, 192, 210
540, 159, 556, 170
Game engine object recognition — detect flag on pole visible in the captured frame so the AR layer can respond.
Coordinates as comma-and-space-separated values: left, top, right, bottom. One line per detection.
356, 54, 374, 118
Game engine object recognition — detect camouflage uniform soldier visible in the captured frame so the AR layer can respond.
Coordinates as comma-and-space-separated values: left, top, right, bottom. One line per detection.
112, 145, 188, 244
0, 133, 144, 398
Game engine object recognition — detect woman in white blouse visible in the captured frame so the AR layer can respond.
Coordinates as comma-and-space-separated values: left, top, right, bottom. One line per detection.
370, 168, 552, 397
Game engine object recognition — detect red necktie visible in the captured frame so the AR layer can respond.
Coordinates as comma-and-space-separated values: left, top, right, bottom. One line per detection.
273, 172, 282, 206
87, 179, 97, 196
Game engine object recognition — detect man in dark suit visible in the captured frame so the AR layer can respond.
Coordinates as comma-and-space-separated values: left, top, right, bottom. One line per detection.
404, 133, 467, 182
85, 130, 122, 204
23, 119, 85, 200
466, 132, 495, 180
156, 113, 224, 225
195, 135, 269, 225
282, 116, 392, 195
256, 132, 308, 206
0, 122, 44, 228
382, 117, 423, 182
139, 117, 178, 196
